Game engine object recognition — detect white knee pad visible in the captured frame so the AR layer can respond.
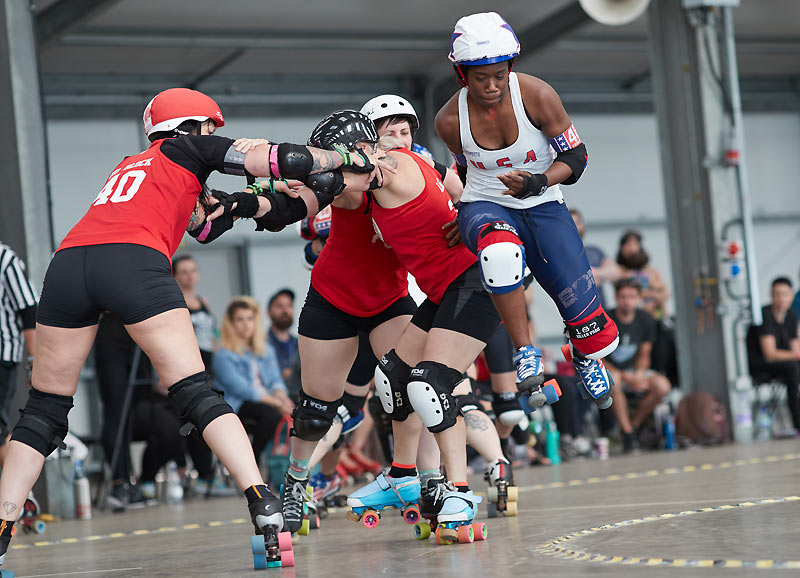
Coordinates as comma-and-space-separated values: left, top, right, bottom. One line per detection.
406, 362, 463, 433
373, 350, 413, 420
498, 409, 526, 427
478, 242, 526, 294
407, 379, 447, 429
375, 364, 396, 414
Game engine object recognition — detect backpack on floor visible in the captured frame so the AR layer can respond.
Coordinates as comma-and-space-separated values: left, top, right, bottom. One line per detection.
675, 392, 730, 445
265, 414, 293, 487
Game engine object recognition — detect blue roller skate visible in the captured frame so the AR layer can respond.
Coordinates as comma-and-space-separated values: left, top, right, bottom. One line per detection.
561, 344, 614, 409
434, 487, 487, 545
346, 474, 421, 529
513, 346, 545, 393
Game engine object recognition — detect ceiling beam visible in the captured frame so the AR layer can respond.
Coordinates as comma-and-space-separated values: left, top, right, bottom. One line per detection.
36, 0, 119, 45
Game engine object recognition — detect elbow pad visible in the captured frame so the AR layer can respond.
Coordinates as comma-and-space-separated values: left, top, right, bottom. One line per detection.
253, 191, 309, 232
456, 163, 467, 186
554, 143, 588, 185
271, 143, 314, 180
188, 213, 234, 244
305, 170, 345, 197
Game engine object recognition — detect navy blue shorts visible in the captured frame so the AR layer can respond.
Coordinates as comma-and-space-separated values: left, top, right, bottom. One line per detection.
458, 200, 600, 323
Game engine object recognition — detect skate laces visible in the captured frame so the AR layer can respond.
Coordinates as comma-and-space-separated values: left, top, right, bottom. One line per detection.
575, 357, 607, 391
513, 346, 542, 379
284, 480, 306, 520
423, 480, 447, 507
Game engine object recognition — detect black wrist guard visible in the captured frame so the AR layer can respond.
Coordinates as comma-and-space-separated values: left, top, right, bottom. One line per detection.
188, 212, 234, 243
514, 173, 548, 199
253, 191, 309, 232
334, 145, 374, 174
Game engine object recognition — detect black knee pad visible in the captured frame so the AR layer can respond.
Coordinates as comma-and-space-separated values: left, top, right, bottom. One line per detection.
374, 349, 413, 422
167, 372, 234, 437
455, 391, 482, 416
367, 394, 393, 435
276, 143, 314, 180
292, 390, 340, 442
341, 392, 366, 419
11, 388, 72, 457
407, 361, 464, 434
492, 391, 526, 426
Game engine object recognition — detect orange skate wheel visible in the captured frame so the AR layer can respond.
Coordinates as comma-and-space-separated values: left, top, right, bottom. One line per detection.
402, 505, 421, 524
457, 524, 474, 543
346, 510, 361, 522
472, 522, 488, 541
435, 526, 457, 545
361, 510, 380, 529
561, 344, 572, 362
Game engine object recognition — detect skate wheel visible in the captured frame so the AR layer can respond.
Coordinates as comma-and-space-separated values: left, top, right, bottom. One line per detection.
486, 486, 498, 502
0, 571, 14, 577
267, 560, 281, 568
402, 505, 420, 525
251, 535, 266, 556
361, 510, 380, 529
487, 502, 498, 519
363, 472, 376, 482
505, 501, 518, 517
543, 379, 561, 404
506, 486, 518, 502
414, 522, 431, 540
280, 548, 295, 568
597, 395, 613, 410
346, 510, 361, 523
277, 531, 293, 552
435, 526, 457, 545
472, 522, 488, 541
561, 344, 572, 362
318, 505, 329, 520
298, 518, 310, 536
309, 514, 320, 530
457, 524, 474, 543
253, 552, 267, 570
33, 520, 46, 534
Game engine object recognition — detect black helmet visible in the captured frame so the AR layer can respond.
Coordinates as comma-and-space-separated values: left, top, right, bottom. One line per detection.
308, 110, 379, 151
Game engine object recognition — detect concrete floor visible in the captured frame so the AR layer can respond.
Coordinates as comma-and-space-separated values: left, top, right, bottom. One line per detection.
4, 439, 799, 578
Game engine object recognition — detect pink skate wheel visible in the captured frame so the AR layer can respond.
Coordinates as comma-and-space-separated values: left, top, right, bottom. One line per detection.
278, 531, 293, 551
362, 510, 380, 529
281, 548, 295, 567
472, 523, 488, 541
457, 525, 474, 543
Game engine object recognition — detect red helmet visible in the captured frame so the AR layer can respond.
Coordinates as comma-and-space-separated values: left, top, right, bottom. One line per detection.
143, 88, 225, 137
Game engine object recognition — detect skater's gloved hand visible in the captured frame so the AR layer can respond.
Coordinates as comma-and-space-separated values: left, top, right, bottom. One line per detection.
498, 170, 548, 199
442, 218, 462, 247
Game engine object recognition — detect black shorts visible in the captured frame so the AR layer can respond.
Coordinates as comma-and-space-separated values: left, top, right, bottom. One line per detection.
298, 285, 416, 341
411, 264, 500, 344
483, 324, 515, 374
37, 244, 187, 328
346, 332, 379, 387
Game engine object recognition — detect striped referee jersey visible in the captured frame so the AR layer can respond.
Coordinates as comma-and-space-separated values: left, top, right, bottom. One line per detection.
0, 243, 38, 362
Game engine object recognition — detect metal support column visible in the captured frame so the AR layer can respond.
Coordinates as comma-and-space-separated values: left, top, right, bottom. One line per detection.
647, 2, 734, 410
0, 0, 53, 285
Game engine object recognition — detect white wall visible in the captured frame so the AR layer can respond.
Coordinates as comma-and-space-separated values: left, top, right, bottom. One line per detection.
46, 112, 800, 345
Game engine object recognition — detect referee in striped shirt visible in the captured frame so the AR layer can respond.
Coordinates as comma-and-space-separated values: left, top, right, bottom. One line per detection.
0, 242, 37, 463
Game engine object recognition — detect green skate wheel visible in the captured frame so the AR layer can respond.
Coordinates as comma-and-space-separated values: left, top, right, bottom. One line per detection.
414, 522, 431, 540
297, 518, 310, 536
486, 486, 498, 502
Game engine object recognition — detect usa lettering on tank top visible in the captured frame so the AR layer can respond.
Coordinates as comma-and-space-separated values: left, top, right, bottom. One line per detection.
458, 72, 564, 209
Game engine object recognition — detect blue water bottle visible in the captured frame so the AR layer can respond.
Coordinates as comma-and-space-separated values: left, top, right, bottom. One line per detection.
545, 422, 561, 465
663, 415, 676, 450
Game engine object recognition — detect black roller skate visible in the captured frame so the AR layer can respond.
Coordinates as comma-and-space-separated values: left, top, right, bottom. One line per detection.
247, 485, 293, 569
484, 457, 518, 518
0, 518, 16, 576
414, 475, 446, 540
281, 471, 308, 535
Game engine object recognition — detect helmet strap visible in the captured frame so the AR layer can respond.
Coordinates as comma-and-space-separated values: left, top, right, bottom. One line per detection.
455, 65, 468, 88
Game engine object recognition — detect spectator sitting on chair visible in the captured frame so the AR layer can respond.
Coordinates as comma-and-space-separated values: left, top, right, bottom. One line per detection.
213, 297, 294, 468
605, 279, 672, 453
266, 289, 300, 400
570, 208, 621, 306
617, 230, 670, 321
751, 277, 800, 433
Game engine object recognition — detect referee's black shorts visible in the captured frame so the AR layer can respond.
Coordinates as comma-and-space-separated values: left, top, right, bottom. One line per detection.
37, 243, 186, 328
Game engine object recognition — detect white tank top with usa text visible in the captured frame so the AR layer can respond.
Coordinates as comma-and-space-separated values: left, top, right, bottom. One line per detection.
458, 72, 563, 209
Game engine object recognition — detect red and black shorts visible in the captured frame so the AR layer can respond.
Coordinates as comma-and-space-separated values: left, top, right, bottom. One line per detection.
37, 243, 186, 328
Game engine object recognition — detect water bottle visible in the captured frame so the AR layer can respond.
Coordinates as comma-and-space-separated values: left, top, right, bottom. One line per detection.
545, 422, 561, 465
663, 415, 676, 450
166, 461, 183, 505
756, 407, 772, 441
74, 460, 92, 520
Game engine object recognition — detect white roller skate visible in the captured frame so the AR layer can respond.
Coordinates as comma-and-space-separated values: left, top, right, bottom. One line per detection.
346, 474, 421, 529
484, 457, 518, 518
434, 487, 487, 545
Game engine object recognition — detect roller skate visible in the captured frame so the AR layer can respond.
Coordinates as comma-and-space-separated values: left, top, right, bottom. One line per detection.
309, 471, 342, 519
15, 492, 45, 535
248, 486, 293, 569
561, 344, 614, 409
513, 345, 545, 392
413, 475, 446, 540
280, 471, 308, 535
484, 458, 517, 518
297, 485, 321, 535
346, 474, 421, 529
434, 487, 487, 545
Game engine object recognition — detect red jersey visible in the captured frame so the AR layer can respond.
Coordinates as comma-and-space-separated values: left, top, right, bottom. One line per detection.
59, 140, 202, 259
311, 193, 409, 317
370, 149, 476, 304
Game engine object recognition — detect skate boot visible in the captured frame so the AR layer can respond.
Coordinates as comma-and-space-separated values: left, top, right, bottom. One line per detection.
513, 345, 545, 392
434, 487, 486, 545
280, 471, 309, 534
562, 343, 614, 409
484, 458, 518, 518
309, 471, 342, 518
346, 473, 421, 529
0, 519, 14, 568
246, 484, 294, 569
413, 475, 446, 540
